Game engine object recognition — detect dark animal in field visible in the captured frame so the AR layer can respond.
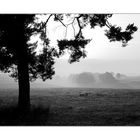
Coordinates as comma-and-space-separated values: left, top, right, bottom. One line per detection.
79, 92, 89, 97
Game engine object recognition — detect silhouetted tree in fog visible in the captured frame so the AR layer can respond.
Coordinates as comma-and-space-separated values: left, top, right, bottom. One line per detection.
71, 72, 95, 87
99, 72, 118, 84
116, 73, 127, 79
0, 14, 138, 112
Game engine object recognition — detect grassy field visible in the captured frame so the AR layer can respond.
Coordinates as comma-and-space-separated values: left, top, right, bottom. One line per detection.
0, 88, 140, 126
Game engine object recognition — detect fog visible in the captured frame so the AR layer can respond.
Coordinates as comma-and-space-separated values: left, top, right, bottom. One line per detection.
39, 71, 140, 89
54, 58, 140, 77
0, 58, 140, 89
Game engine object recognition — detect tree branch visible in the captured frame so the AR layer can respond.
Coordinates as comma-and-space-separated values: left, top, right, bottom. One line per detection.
105, 20, 112, 28
54, 14, 66, 27
72, 23, 76, 37
44, 14, 53, 26
65, 17, 76, 38
40, 14, 53, 30
76, 17, 82, 38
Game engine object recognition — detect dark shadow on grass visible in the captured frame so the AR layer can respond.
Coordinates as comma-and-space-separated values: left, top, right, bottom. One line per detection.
0, 105, 50, 126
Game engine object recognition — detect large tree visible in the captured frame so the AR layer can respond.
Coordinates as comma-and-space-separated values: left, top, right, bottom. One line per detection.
0, 14, 137, 112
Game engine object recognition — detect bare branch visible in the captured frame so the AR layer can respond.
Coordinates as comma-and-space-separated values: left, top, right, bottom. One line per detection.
41, 14, 53, 29
66, 17, 75, 26
54, 14, 66, 27
76, 17, 82, 38
65, 17, 76, 38
45, 14, 53, 26
64, 26, 68, 38
105, 20, 112, 28
41, 14, 83, 39
72, 23, 76, 37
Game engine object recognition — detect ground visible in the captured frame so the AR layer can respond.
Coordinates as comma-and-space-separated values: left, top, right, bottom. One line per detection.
0, 88, 140, 126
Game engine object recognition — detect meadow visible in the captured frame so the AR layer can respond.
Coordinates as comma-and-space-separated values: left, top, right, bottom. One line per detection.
0, 88, 140, 126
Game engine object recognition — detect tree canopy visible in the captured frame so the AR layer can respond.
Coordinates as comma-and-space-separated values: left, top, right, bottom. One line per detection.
0, 14, 138, 82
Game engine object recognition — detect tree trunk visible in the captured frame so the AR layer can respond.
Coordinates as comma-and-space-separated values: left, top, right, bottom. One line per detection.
17, 56, 30, 112
16, 33, 30, 112
15, 16, 31, 113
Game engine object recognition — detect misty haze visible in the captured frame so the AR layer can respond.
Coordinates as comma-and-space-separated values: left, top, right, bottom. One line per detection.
0, 14, 140, 126
1, 58, 140, 89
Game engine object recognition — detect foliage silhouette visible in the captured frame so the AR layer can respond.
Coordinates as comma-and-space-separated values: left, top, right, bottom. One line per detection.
0, 14, 138, 112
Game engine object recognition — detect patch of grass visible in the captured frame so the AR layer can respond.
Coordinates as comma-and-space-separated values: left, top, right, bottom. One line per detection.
0, 88, 140, 125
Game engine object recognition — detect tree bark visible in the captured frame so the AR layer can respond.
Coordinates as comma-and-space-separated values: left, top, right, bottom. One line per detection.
17, 54, 30, 112
16, 20, 30, 112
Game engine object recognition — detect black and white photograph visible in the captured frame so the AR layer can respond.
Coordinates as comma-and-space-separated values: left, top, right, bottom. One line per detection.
0, 13, 140, 126
2, 0, 140, 139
